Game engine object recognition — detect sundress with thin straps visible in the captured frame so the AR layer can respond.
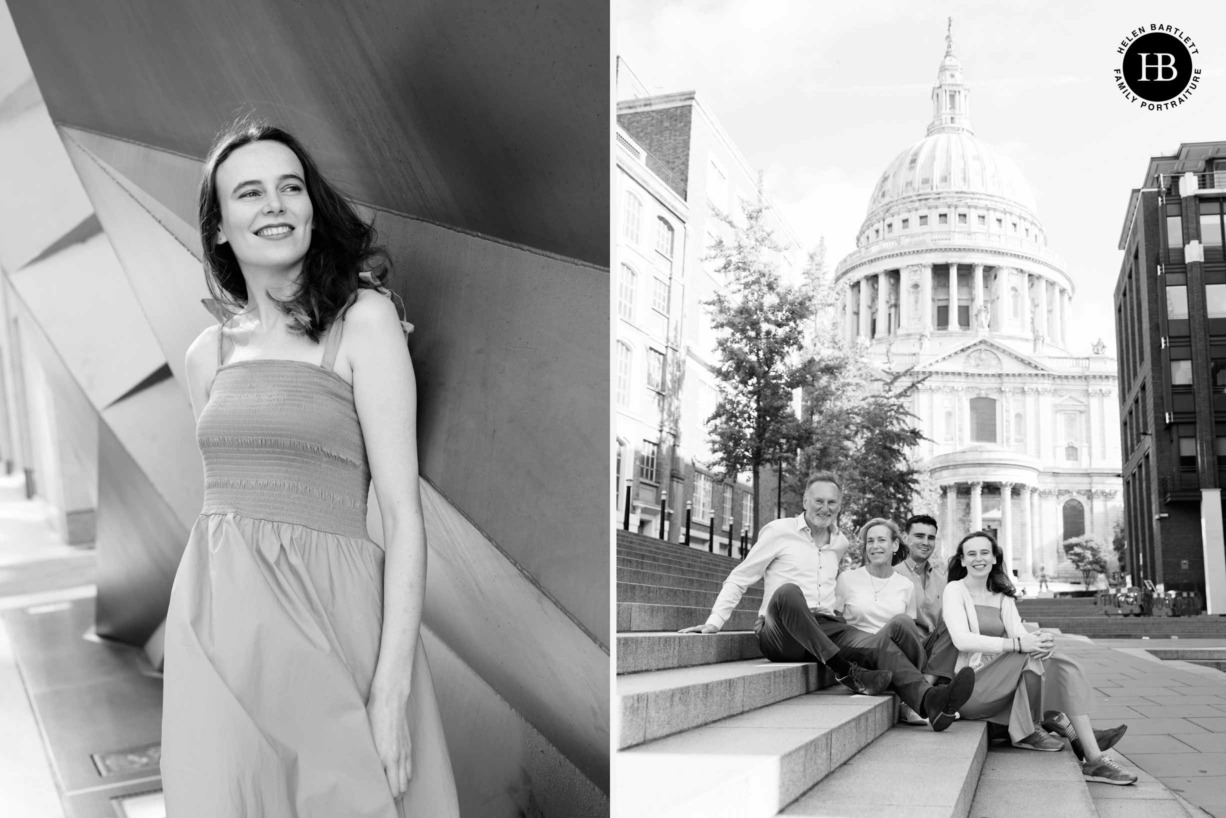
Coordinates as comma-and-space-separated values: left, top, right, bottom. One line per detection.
160, 291, 459, 817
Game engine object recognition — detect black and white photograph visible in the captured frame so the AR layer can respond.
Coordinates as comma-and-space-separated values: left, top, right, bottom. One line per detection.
0, 2, 607, 816
614, 2, 1226, 815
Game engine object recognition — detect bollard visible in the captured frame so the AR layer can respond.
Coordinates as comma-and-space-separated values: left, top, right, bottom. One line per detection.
623, 485, 631, 531
684, 502, 692, 546
658, 492, 667, 540
708, 516, 715, 553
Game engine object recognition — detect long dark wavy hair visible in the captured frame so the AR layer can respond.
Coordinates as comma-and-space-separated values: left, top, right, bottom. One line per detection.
199, 119, 392, 341
947, 530, 1017, 598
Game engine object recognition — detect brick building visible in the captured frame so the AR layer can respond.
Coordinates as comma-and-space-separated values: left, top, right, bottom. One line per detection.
615, 62, 805, 553
1116, 142, 1226, 611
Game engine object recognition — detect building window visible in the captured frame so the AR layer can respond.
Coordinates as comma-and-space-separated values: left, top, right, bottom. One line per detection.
1201, 200, 1223, 246
708, 159, 728, 211
939, 213, 948, 225
970, 397, 997, 443
1061, 412, 1082, 461
619, 264, 636, 321
1167, 285, 1189, 319
655, 218, 675, 257
652, 278, 669, 315
1179, 434, 1197, 471
646, 348, 665, 392
623, 193, 642, 244
1217, 437, 1226, 470
1011, 287, 1022, 319
722, 486, 733, 523
978, 214, 987, 226
943, 408, 955, 442
1014, 412, 1025, 446
901, 218, 909, 229
919, 215, 929, 226
1171, 359, 1193, 385
694, 473, 713, 519
1208, 284, 1226, 317
875, 228, 880, 239
996, 217, 1003, 229
1212, 359, 1226, 390
958, 213, 967, 225
616, 341, 632, 406
1062, 499, 1086, 540
1012, 221, 1018, 232
639, 440, 658, 482
742, 493, 753, 532
1167, 212, 1183, 246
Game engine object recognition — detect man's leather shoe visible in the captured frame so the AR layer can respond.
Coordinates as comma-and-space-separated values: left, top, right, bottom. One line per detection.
923, 666, 975, 732
834, 663, 892, 696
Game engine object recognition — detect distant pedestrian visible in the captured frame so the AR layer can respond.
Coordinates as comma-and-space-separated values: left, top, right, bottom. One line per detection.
1038, 566, 1050, 592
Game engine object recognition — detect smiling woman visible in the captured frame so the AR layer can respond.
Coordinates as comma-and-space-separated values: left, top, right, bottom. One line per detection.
925, 531, 1136, 785
160, 120, 460, 817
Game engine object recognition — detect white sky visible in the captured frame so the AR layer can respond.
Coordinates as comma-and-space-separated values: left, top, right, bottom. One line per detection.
616, 0, 1226, 355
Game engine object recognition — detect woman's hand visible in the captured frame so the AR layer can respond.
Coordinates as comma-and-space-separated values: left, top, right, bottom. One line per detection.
1019, 630, 1055, 655
367, 689, 412, 800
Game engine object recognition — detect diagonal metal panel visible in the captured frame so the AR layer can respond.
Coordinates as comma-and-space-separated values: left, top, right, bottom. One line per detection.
7, 234, 166, 411
5, 0, 608, 265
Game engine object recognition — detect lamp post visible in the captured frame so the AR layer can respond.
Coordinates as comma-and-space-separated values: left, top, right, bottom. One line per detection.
658, 490, 668, 540
684, 501, 692, 545
623, 480, 632, 531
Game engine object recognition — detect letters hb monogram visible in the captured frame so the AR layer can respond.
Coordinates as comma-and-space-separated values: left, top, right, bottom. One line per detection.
1137, 53, 1178, 81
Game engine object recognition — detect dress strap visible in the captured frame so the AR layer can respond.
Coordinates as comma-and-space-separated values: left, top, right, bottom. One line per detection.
320, 291, 361, 371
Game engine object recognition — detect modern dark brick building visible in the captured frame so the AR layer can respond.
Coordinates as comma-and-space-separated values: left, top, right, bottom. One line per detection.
1116, 142, 1226, 611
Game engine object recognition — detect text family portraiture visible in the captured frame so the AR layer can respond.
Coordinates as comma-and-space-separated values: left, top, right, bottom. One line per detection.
614, 1, 1226, 816
0, 1, 608, 817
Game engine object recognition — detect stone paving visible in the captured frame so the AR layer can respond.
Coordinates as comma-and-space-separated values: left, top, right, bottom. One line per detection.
1074, 635, 1226, 817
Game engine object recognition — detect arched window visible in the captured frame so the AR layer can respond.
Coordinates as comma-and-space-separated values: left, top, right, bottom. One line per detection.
622, 192, 642, 244
615, 341, 632, 406
970, 397, 997, 443
619, 264, 636, 322
656, 217, 675, 257
1010, 287, 1021, 320
1062, 499, 1086, 541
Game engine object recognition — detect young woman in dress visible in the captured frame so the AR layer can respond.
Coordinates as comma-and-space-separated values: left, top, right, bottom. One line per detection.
836, 518, 929, 724
160, 121, 460, 816
936, 531, 1135, 785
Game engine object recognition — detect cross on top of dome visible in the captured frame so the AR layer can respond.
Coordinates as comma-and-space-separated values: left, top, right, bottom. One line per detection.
929, 19, 971, 136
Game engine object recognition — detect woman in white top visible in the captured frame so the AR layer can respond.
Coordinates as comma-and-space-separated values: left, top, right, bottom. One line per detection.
836, 518, 926, 724
936, 531, 1136, 785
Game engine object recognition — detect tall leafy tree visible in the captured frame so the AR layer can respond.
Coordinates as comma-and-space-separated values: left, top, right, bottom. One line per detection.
705, 195, 813, 536
1063, 535, 1108, 588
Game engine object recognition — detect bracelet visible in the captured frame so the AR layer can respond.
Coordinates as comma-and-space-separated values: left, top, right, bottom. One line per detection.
1016, 636, 1022, 653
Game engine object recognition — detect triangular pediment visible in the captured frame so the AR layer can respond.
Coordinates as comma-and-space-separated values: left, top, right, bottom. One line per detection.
922, 340, 1051, 375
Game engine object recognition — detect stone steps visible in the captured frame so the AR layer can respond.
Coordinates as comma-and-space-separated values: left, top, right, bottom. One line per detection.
616, 580, 762, 610
781, 723, 988, 817
618, 631, 763, 674
616, 554, 739, 584
966, 742, 1097, 818
616, 546, 744, 575
1025, 617, 1226, 638
617, 601, 760, 633
615, 690, 894, 818
616, 658, 826, 750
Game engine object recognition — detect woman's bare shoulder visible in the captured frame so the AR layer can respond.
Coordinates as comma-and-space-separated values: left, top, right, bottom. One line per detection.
185, 324, 222, 369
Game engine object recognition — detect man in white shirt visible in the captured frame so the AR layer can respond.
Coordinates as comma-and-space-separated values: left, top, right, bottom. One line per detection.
680, 472, 975, 731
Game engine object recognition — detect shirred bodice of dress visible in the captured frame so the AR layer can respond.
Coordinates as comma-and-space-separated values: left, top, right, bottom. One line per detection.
197, 360, 370, 539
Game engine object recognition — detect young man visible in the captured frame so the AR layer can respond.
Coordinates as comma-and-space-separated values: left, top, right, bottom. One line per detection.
679, 472, 974, 731
894, 514, 947, 639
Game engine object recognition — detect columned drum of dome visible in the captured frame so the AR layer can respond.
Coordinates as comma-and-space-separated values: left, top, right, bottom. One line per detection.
833, 28, 1123, 583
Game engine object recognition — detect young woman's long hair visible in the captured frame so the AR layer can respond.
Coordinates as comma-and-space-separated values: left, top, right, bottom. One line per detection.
199, 119, 392, 341
947, 530, 1017, 598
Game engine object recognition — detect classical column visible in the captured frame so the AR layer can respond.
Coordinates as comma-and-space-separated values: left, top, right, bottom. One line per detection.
1021, 485, 1034, 578
973, 264, 985, 332
945, 484, 957, 539
1001, 482, 1014, 577
876, 270, 889, 338
970, 481, 983, 530
1052, 287, 1065, 346
1033, 275, 1048, 343
1062, 290, 1070, 347
948, 262, 959, 330
858, 276, 871, 339
1030, 487, 1042, 578
922, 264, 934, 336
